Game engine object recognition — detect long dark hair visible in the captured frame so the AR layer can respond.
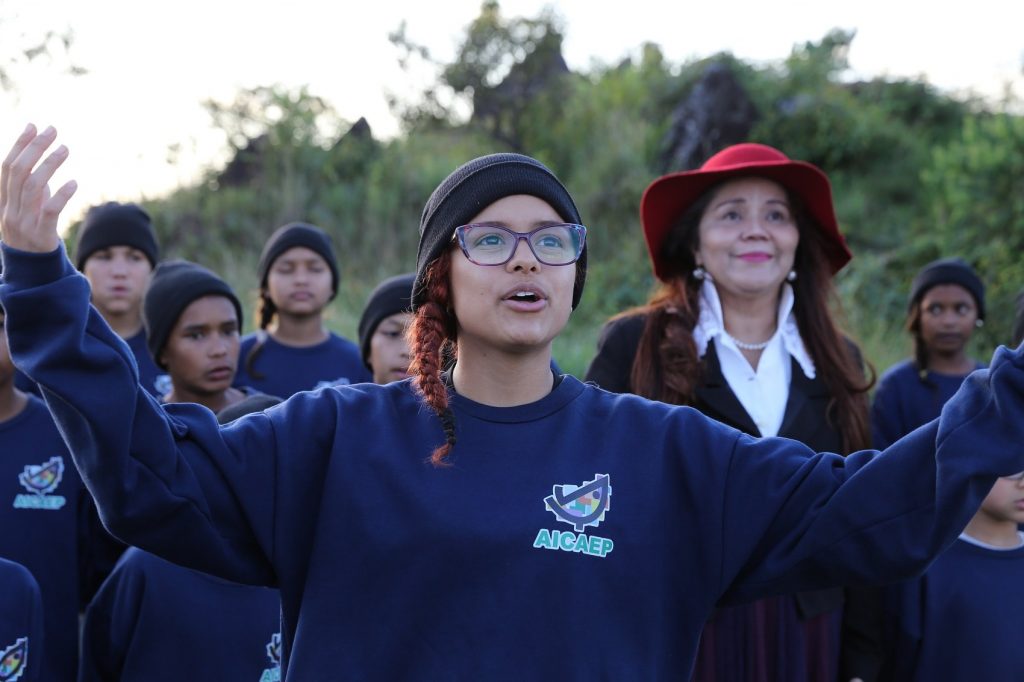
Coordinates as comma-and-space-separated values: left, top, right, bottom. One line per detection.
624, 179, 874, 453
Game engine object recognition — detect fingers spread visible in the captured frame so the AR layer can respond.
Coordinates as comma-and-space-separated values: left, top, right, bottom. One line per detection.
4, 126, 58, 218
1, 124, 39, 212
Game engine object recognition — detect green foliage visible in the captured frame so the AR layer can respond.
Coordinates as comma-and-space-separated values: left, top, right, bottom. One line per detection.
922, 113, 1024, 348
126, 3, 1022, 378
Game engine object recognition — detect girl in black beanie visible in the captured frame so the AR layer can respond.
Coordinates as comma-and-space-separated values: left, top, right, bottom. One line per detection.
871, 257, 987, 449
234, 222, 370, 398
357, 272, 415, 385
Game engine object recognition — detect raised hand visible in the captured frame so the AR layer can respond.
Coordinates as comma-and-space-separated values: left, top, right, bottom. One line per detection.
0, 124, 77, 253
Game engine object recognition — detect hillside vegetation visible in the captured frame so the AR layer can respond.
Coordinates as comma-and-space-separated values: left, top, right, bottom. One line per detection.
68, 2, 1024, 377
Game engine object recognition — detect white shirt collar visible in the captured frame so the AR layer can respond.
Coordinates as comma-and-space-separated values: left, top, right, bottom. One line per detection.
692, 279, 816, 379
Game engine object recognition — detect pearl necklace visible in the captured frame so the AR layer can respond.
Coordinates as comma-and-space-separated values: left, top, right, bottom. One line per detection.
726, 333, 771, 351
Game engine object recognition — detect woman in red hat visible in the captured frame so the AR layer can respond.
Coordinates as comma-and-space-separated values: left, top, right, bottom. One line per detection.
586, 143, 872, 682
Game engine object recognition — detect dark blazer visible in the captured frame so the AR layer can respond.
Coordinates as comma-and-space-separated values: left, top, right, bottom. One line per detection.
585, 313, 846, 617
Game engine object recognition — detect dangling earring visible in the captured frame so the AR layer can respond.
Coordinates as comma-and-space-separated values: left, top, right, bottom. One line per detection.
693, 266, 706, 281
976, 319, 985, 328
786, 270, 797, 282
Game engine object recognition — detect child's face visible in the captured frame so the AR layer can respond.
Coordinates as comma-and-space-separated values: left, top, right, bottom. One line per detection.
918, 284, 979, 357
159, 296, 240, 398
979, 474, 1024, 525
82, 246, 153, 318
266, 247, 333, 319
369, 312, 413, 384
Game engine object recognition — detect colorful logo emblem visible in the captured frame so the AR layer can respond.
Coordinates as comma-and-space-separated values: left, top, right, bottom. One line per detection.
544, 473, 612, 531
259, 632, 282, 682
534, 474, 615, 558
13, 457, 67, 510
0, 637, 28, 682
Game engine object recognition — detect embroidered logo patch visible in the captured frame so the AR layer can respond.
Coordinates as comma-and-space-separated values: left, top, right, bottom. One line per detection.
13, 457, 67, 511
0, 637, 28, 682
534, 474, 614, 558
259, 632, 282, 681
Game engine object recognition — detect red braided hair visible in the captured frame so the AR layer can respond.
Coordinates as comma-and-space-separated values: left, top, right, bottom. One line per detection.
407, 253, 458, 465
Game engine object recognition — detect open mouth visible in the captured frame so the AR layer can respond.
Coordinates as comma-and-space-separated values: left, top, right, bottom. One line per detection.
509, 291, 541, 303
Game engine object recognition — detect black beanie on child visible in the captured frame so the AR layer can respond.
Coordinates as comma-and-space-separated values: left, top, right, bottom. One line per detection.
357, 272, 416, 369
74, 202, 159, 270
908, 257, 986, 320
412, 153, 585, 311
143, 260, 243, 369
256, 223, 339, 295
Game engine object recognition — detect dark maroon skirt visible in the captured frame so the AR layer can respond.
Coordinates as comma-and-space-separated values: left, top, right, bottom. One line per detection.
690, 596, 841, 682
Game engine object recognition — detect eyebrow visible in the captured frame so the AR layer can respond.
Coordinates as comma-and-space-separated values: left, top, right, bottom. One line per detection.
181, 319, 238, 333
711, 197, 791, 210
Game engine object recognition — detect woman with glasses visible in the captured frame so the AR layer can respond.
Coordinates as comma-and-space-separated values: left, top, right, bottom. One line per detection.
3, 127, 1024, 680
584, 143, 873, 682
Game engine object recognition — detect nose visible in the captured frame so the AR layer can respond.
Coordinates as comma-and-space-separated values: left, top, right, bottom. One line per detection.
505, 236, 540, 273
741, 216, 770, 240
208, 336, 229, 358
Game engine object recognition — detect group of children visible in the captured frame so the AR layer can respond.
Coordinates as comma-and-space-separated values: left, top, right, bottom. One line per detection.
1, 133, 1023, 681
0, 203, 415, 680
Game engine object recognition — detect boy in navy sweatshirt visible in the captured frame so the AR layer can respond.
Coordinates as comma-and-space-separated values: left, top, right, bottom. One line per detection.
3, 125, 1024, 680
71, 201, 163, 397
0, 557, 43, 682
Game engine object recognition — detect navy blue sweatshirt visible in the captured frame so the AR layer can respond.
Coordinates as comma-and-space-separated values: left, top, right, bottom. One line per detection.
14, 327, 163, 399
872, 359, 985, 449
0, 394, 98, 681
79, 547, 281, 681
233, 331, 370, 398
877, 537, 1024, 681
3, 244, 1024, 680
0, 557, 43, 682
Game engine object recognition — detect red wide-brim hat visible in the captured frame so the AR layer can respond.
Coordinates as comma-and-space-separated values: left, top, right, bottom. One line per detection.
640, 143, 852, 282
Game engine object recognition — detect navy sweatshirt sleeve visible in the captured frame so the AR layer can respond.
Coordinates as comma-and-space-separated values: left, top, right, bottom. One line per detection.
713, 349, 1024, 602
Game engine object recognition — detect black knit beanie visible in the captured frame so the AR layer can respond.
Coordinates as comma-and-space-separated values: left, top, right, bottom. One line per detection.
256, 223, 339, 295
357, 272, 416, 369
74, 202, 159, 270
909, 257, 986, 320
412, 153, 585, 311
143, 260, 244, 369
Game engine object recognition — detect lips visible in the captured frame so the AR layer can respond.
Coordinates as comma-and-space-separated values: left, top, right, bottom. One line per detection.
502, 284, 549, 312
736, 252, 773, 262
205, 366, 234, 382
